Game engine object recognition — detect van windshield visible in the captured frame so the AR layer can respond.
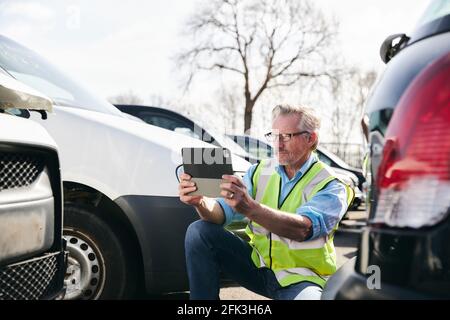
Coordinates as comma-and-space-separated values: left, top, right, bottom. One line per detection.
0, 35, 123, 116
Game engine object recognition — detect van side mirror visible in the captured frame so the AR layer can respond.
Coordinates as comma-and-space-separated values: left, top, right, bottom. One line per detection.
379, 33, 409, 64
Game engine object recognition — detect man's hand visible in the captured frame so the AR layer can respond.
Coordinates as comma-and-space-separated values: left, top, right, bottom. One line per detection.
220, 174, 258, 217
179, 173, 203, 207
220, 175, 312, 241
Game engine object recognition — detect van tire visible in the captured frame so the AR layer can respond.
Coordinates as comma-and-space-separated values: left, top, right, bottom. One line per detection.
63, 203, 137, 300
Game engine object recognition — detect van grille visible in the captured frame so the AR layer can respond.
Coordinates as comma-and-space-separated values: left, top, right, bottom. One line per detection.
0, 253, 58, 300
0, 153, 44, 191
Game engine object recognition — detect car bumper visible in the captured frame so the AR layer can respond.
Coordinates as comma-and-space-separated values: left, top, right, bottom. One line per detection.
323, 259, 436, 300
0, 250, 67, 300
323, 222, 450, 300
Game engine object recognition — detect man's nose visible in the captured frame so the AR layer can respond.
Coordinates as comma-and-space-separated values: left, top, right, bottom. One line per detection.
274, 139, 285, 149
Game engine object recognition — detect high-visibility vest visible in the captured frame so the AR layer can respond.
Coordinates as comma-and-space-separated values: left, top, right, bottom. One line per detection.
245, 158, 355, 288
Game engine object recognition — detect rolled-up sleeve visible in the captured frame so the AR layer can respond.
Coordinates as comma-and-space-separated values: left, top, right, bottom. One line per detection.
297, 180, 348, 241
216, 163, 258, 227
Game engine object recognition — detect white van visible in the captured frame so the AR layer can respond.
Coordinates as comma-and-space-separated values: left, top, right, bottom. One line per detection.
0, 35, 250, 299
0, 73, 66, 300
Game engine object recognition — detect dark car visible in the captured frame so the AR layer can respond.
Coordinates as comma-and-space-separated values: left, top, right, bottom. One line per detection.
323, 0, 450, 299
227, 134, 274, 160
115, 104, 259, 163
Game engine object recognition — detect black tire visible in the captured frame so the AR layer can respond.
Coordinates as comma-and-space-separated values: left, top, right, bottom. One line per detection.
350, 198, 362, 211
63, 203, 137, 300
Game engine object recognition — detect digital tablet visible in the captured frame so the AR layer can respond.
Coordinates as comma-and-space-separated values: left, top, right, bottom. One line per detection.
182, 147, 234, 198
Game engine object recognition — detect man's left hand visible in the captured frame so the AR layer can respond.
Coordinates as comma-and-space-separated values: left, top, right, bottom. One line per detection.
220, 175, 258, 217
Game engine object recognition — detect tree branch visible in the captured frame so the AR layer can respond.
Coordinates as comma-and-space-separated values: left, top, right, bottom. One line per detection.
198, 63, 245, 75
267, 71, 332, 89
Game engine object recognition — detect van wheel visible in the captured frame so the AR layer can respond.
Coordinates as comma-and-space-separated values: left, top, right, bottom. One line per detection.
63, 203, 137, 300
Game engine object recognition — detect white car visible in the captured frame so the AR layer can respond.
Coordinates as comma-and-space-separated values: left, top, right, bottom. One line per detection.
0, 35, 250, 299
0, 72, 66, 300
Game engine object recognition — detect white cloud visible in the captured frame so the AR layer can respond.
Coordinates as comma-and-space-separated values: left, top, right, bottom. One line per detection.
315, 0, 430, 71
1, 1, 55, 22
0, 1, 56, 41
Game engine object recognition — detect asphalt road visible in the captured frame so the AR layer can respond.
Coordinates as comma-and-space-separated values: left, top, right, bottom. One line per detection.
148, 210, 365, 300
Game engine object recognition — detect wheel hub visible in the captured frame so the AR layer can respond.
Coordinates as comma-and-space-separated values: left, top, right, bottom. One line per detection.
63, 230, 106, 300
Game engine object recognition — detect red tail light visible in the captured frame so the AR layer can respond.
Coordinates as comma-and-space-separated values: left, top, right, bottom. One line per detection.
374, 52, 450, 228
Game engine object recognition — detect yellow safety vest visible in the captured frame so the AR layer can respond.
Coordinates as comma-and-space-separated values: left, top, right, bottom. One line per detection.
245, 159, 354, 288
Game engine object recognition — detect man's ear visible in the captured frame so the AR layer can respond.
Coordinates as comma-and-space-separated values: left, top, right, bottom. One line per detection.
309, 132, 318, 147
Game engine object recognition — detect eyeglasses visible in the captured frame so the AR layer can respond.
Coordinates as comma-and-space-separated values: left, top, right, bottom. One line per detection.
264, 131, 310, 142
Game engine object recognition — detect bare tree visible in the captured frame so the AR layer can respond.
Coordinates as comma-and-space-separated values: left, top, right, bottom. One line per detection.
328, 68, 377, 159
107, 90, 144, 105
176, 0, 340, 131
353, 70, 377, 118
216, 82, 242, 133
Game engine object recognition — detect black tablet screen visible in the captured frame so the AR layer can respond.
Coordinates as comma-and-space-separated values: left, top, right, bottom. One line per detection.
182, 148, 233, 179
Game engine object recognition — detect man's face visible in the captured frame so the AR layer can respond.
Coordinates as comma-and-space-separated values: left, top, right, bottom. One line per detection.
272, 114, 314, 166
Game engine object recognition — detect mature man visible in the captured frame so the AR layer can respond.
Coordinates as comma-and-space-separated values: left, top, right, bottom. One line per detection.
178, 105, 353, 300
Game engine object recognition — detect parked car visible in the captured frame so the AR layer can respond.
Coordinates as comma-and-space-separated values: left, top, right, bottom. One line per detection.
0, 35, 251, 299
229, 134, 364, 210
227, 134, 274, 160
115, 105, 259, 163
323, 0, 450, 299
0, 73, 66, 300
315, 146, 365, 210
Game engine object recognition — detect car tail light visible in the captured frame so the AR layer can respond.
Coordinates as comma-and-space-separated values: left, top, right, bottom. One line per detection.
373, 52, 450, 228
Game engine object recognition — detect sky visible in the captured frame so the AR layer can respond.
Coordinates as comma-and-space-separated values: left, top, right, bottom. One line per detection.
0, 0, 430, 137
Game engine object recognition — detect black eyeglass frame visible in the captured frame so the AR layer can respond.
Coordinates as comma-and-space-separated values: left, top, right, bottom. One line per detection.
264, 131, 310, 142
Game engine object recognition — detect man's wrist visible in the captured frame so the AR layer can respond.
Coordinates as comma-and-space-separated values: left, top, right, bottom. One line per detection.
193, 198, 206, 212
246, 200, 262, 220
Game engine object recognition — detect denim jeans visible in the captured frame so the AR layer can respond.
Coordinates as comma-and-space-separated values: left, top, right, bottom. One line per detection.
184, 220, 323, 300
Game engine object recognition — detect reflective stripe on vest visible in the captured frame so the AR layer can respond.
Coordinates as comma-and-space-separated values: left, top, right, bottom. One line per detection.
245, 158, 354, 288
248, 222, 328, 249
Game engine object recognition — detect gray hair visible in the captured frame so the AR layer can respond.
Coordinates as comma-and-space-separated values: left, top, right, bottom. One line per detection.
272, 104, 321, 150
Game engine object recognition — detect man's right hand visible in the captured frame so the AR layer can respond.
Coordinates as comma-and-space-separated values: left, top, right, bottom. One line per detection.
179, 173, 203, 207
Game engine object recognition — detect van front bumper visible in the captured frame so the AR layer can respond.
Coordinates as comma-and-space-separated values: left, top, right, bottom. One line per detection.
0, 250, 67, 300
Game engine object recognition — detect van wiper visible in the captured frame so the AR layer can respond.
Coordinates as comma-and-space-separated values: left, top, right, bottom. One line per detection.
29, 109, 48, 120
14, 108, 48, 120
380, 33, 410, 63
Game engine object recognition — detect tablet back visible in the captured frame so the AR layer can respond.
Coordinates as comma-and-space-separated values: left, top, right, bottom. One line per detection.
182, 148, 234, 197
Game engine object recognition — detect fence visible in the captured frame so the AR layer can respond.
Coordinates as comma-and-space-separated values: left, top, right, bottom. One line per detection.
320, 142, 366, 169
